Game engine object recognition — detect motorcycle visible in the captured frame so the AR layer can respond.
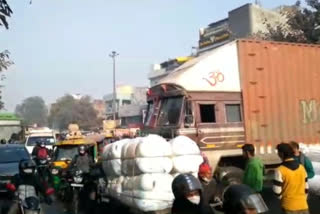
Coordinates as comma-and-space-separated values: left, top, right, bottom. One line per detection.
6, 183, 54, 214
19, 196, 41, 214
35, 157, 52, 188
70, 170, 84, 214
65, 169, 97, 214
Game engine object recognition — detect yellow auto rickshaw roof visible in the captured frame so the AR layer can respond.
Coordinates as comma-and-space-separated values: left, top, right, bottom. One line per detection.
55, 137, 96, 146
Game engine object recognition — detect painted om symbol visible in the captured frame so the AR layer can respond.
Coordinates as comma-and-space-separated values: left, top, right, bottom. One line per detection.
203, 71, 225, 87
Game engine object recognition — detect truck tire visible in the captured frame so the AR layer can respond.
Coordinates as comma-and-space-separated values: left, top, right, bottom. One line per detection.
217, 166, 244, 185
214, 166, 244, 201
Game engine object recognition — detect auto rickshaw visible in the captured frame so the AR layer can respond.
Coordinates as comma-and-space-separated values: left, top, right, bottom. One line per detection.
50, 124, 98, 193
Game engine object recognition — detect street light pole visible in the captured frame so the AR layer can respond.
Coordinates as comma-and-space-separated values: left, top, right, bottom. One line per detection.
109, 51, 119, 121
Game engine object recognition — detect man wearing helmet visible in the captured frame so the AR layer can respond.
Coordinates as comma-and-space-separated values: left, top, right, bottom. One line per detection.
69, 145, 94, 174
223, 184, 268, 214
171, 173, 214, 214
7, 159, 53, 214
32, 141, 49, 162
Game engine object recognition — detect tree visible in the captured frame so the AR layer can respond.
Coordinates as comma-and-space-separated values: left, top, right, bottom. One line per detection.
258, 0, 320, 43
15, 96, 48, 126
0, 0, 12, 29
49, 95, 101, 131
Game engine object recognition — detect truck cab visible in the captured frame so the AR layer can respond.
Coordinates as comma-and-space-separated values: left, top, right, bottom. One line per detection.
144, 84, 246, 170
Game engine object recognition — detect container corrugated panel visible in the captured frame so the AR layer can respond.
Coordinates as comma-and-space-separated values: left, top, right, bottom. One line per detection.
237, 40, 320, 148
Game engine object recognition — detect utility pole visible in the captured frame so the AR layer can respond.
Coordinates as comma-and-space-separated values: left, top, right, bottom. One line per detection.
109, 51, 119, 121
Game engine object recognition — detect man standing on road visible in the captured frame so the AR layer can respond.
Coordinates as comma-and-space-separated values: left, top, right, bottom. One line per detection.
273, 143, 309, 214
290, 141, 315, 179
242, 144, 264, 192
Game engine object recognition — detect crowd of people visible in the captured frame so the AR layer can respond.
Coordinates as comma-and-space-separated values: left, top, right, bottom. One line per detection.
171, 141, 314, 214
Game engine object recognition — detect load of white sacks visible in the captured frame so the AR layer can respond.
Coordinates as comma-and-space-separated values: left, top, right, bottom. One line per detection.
101, 135, 203, 212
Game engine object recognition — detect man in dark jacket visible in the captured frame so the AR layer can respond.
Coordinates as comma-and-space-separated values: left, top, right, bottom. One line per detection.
69, 145, 94, 173
198, 162, 217, 205
171, 173, 214, 214
7, 159, 52, 214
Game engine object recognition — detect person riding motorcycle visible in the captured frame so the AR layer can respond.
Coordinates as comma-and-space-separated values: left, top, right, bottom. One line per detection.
32, 141, 50, 163
67, 145, 96, 214
6, 159, 53, 214
68, 145, 94, 174
171, 173, 214, 214
223, 184, 268, 214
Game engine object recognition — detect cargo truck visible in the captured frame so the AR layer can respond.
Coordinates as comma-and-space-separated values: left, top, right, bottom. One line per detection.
143, 39, 320, 174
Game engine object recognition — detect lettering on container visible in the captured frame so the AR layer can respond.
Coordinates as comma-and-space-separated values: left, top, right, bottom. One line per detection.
300, 99, 320, 124
203, 71, 224, 87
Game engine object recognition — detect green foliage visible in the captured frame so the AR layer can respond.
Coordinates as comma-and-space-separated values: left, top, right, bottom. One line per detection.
0, 0, 12, 29
15, 96, 48, 126
261, 0, 320, 43
0, 50, 13, 72
49, 95, 100, 131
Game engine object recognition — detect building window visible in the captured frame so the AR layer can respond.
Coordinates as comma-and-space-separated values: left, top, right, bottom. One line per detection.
122, 100, 131, 105
200, 104, 216, 123
226, 104, 242, 122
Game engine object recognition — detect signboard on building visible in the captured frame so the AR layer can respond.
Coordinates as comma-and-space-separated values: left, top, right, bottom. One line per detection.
199, 19, 231, 50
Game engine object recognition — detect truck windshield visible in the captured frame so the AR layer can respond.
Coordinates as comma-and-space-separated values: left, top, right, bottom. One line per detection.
144, 101, 154, 126
157, 97, 183, 126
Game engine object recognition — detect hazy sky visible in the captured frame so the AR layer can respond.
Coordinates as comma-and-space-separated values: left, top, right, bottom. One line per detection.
1, 0, 297, 111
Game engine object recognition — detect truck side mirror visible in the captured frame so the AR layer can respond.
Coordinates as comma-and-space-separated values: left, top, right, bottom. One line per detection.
184, 115, 194, 126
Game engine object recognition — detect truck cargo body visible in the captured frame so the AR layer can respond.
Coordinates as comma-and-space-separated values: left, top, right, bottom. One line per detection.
144, 40, 320, 169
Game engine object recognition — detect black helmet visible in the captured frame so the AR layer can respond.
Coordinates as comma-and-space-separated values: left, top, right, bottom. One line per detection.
223, 184, 268, 214
78, 145, 86, 155
172, 174, 202, 199
19, 159, 36, 175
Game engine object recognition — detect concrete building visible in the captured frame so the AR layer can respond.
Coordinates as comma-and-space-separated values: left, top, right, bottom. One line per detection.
198, 3, 287, 53
103, 85, 147, 121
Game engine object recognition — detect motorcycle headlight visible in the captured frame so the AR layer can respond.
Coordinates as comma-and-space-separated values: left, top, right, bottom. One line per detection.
51, 168, 59, 175
40, 159, 47, 164
73, 176, 83, 183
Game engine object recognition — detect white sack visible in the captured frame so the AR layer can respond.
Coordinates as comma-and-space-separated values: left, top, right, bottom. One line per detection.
170, 136, 200, 156
172, 155, 203, 173
122, 173, 173, 192
120, 191, 173, 212
134, 198, 173, 212
102, 159, 122, 177
103, 139, 131, 160
122, 157, 173, 176
122, 138, 140, 159
136, 135, 172, 157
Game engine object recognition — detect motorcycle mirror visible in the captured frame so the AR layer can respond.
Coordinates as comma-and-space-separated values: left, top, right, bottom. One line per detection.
46, 188, 55, 195
6, 183, 16, 192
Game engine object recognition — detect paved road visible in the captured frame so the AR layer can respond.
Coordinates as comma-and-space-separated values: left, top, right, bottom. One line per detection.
44, 190, 320, 214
